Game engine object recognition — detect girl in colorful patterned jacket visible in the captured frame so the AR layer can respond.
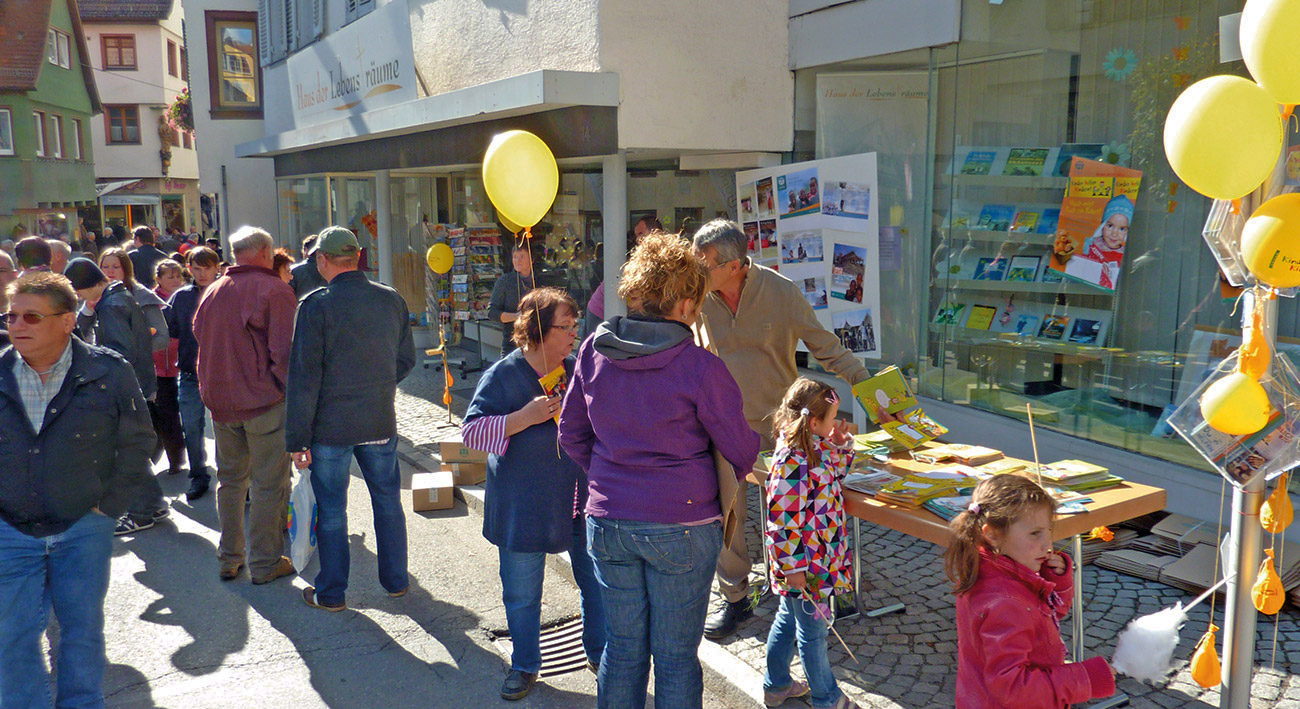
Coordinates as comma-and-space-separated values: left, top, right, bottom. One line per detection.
762, 377, 860, 709
945, 474, 1116, 708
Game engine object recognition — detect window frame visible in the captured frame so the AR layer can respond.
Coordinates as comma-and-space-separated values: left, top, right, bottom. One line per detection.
167, 40, 179, 77
205, 11, 263, 119
0, 109, 14, 157
182, 130, 192, 149
46, 29, 57, 64
101, 34, 138, 70
70, 118, 83, 160
104, 105, 141, 145
49, 114, 64, 159
56, 32, 70, 68
33, 111, 46, 157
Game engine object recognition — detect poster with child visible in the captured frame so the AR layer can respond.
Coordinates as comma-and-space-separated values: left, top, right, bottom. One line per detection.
1047, 158, 1142, 292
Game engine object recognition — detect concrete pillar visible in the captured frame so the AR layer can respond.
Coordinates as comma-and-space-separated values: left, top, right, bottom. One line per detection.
602, 152, 627, 319
376, 170, 393, 285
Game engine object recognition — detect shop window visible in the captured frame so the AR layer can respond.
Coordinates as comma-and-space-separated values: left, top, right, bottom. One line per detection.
47, 29, 70, 69
0, 109, 13, 157
105, 105, 140, 144
32, 111, 45, 157
70, 119, 82, 160
49, 115, 63, 159
102, 35, 137, 70
168, 40, 179, 77
206, 11, 262, 118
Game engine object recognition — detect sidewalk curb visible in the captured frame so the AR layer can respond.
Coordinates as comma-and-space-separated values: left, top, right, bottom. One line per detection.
396, 440, 768, 709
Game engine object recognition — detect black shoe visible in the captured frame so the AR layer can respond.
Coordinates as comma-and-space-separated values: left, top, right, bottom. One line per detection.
114, 515, 155, 536
500, 669, 537, 701
703, 598, 754, 640
151, 506, 170, 519
186, 479, 210, 501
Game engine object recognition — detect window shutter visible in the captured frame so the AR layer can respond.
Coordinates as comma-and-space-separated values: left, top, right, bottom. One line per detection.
282, 0, 296, 53
312, 0, 324, 38
345, 0, 357, 23
257, 0, 272, 65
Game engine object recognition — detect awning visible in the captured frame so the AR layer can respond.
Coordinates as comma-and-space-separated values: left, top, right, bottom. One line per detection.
95, 179, 142, 198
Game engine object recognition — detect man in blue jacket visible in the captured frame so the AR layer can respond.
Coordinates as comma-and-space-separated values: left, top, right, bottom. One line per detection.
0, 272, 153, 707
286, 226, 415, 611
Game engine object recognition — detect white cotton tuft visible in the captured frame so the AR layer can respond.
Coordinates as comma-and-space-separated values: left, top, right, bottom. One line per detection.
1111, 603, 1187, 684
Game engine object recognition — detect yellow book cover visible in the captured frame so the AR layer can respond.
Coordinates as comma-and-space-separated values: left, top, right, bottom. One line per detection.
538, 365, 568, 423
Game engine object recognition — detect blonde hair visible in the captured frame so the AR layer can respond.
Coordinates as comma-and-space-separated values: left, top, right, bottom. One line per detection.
944, 474, 1055, 595
770, 377, 837, 470
617, 231, 707, 319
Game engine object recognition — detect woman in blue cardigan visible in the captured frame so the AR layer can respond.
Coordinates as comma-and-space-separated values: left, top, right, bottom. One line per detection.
461, 287, 605, 701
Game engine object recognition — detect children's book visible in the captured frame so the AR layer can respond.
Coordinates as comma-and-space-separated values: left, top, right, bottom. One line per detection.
853, 365, 917, 424
1038, 315, 1069, 340
965, 304, 996, 330
881, 408, 948, 449
976, 204, 1016, 231
1012, 314, 1040, 336
974, 257, 1008, 281
913, 444, 1003, 466
1053, 143, 1104, 177
1006, 255, 1041, 283
933, 301, 967, 325
1011, 210, 1040, 233
1002, 148, 1052, 177
1036, 208, 1061, 234
539, 365, 568, 423
961, 150, 998, 176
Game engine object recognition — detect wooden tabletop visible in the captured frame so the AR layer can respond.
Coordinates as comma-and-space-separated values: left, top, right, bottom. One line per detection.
748, 459, 1167, 548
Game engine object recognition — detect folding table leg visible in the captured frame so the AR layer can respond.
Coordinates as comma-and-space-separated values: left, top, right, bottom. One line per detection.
1072, 535, 1084, 662
854, 516, 905, 619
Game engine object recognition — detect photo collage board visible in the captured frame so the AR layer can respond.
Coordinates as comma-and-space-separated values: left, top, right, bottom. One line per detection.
737, 153, 882, 359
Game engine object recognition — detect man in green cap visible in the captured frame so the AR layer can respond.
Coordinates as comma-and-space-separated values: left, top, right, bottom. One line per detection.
286, 225, 415, 611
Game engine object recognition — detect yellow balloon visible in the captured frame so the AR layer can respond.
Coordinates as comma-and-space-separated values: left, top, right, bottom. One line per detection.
1262, 473, 1294, 534
1241, 193, 1300, 288
1200, 370, 1272, 436
497, 210, 523, 235
482, 130, 558, 229
1242, 0, 1300, 105
1253, 548, 1286, 615
1163, 75, 1283, 200
426, 243, 454, 274
1189, 625, 1221, 689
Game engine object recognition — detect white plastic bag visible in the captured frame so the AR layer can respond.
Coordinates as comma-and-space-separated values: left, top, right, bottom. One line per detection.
287, 469, 317, 572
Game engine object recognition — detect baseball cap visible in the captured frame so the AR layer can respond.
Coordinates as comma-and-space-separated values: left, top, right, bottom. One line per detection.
312, 226, 359, 257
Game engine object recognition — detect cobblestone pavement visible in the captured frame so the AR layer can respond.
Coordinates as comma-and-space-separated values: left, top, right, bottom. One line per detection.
394, 351, 1300, 708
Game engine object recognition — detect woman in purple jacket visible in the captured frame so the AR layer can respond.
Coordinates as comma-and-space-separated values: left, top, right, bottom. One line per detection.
559, 232, 760, 709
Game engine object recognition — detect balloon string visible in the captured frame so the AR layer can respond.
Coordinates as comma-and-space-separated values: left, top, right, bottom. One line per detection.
1209, 475, 1226, 629
1270, 523, 1282, 670
520, 226, 560, 460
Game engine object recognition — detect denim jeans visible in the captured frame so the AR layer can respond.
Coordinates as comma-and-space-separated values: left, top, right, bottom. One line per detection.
586, 516, 722, 709
498, 515, 606, 673
308, 438, 407, 606
0, 512, 115, 709
177, 373, 209, 482
765, 594, 842, 708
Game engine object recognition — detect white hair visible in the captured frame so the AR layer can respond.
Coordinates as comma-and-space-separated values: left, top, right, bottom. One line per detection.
229, 226, 274, 258
46, 239, 71, 257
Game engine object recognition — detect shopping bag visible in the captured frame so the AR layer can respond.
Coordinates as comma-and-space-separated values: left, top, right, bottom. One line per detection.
287, 469, 318, 572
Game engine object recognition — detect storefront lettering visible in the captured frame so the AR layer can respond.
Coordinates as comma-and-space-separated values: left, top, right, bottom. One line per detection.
822, 86, 927, 100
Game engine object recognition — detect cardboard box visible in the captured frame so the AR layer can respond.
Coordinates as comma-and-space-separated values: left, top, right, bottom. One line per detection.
439, 440, 489, 464
411, 471, 455, 511
442, 462, 487, 486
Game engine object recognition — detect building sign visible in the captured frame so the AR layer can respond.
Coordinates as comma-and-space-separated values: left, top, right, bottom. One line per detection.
286, 0, 416, 128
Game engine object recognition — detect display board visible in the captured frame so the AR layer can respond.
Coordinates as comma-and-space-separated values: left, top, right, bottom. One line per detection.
736, 152, 882, 359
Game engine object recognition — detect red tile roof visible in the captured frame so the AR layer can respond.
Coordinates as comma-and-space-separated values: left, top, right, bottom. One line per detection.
78, 0, 174, 22
0, 0, 54, 91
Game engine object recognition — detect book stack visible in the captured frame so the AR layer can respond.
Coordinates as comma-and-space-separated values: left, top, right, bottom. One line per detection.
851, 367, 949, 450
875, 468, 976, 509
971, 458, 1030, 476
912, 443, 1004, 466
842, 469, 899, 496
924, 494, 975, 521
1040, 459, 1124, 493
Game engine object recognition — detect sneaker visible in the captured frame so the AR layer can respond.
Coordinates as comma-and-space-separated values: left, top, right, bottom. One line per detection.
500, 670, 537, 701
151, 506, 170, 520
186, 478, 210, 501
764, 679, 810, 707
251, 556, 295, 585
302, 586, 346, 612
703, 597, 754, 640
114, 515, 155, 536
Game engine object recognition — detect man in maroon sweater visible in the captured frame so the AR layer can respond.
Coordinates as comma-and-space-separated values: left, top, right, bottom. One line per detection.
193, 226, 299, 584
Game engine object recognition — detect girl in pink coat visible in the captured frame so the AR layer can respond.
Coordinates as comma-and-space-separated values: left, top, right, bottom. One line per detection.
945, 475, 1116, 708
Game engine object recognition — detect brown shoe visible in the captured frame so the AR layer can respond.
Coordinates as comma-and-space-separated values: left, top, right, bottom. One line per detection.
303, 586, 346, 612
251, 556, 295, 585
219, 562, 244, 581
388, 587, 408, 598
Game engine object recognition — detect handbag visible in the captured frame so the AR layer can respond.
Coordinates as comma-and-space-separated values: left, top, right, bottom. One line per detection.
287, 468, 318, 572
696, 312, 744, 547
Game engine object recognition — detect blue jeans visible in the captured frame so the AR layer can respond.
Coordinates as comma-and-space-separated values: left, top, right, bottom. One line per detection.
765, 594, 842, 708
308, 438, 407, 606
177, 373, 209, 482
586, 517, 722, 709
0, 512, 115, 709
497, 515, 606, 673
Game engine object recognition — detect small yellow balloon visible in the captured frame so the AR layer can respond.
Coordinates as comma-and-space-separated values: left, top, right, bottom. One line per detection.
1163, 75, 1283, 201
1241, 193, 1300, 288
497, 211, 523, 235
482, 130, 559, 229
1200, 371, 1272, 436
1241, 0, 1300, 106
1253, 548, 1286, 615
1189, 624, 1221, 689
426, 243, 454, 274
1262, 473, 1294, 534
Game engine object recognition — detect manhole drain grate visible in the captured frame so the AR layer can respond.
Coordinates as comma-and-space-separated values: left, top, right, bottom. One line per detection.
492, 617, 589, 678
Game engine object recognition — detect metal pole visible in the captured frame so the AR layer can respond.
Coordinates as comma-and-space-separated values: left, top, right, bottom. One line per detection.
1072, 535, 1084, 662
601, 152, 627, 319
1220, 288, 1273, 708
376, 170, 393, 285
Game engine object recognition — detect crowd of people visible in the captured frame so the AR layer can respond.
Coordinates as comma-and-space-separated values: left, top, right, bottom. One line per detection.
0, 217, 1116, 709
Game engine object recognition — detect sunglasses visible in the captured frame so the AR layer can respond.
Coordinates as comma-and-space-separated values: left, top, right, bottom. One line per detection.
3, 310, 69, 325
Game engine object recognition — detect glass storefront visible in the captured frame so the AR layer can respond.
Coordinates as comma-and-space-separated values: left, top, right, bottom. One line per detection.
804, 0, 1275, 473
277, 176, 329, 255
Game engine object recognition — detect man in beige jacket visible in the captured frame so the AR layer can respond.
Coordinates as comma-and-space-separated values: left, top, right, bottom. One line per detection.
692, 219, 872, 640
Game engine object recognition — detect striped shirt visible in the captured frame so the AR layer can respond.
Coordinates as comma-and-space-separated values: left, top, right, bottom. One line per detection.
461, 414, 579, 518
14, 341, 74, 432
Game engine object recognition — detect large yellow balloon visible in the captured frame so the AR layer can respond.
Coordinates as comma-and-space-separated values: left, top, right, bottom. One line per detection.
497, 210, 523, 235
482, 130, 558, 229
1163, 75, 1283, 201
1200, 370, 1272, 436
1242, 0, 1300, 105
1241, 193, 1300, 288
426, 243, 454, 274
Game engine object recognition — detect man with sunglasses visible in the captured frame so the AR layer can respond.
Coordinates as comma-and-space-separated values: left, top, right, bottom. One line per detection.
0, 272, 153, 707
692, 219, 873, 640
286, 226, 415, 611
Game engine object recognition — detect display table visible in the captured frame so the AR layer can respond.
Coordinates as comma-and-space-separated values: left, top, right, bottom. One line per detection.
746, 457, 1167, 664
